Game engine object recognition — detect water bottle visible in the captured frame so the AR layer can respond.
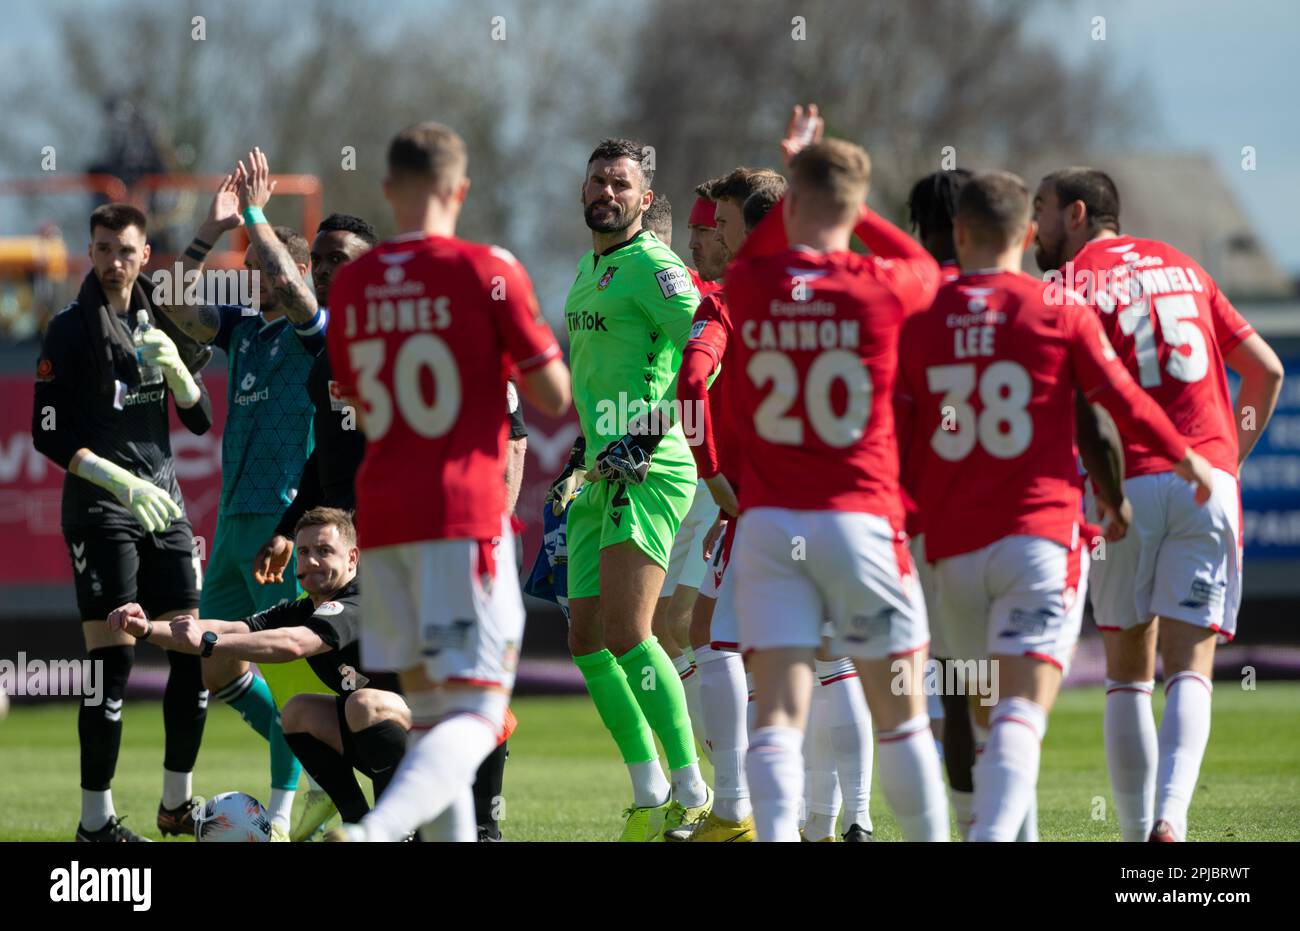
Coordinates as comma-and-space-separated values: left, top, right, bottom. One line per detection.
133, 310, 164, 386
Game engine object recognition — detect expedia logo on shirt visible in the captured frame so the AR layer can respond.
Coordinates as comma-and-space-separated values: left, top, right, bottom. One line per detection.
567, 310, 608, 332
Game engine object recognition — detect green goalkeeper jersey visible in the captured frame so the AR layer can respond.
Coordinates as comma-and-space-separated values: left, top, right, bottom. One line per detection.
564, 229, 701, 471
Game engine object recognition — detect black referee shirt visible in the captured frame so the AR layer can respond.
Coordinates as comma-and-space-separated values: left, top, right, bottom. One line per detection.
240, 579, 397, 695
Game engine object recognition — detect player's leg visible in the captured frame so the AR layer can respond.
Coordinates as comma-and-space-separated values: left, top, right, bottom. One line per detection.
802, 653, 841, 842
819, 513, 947, 842
732, 507, 824, 841
200, 514, 302, 831
600, 540, 710, 815
599, 468, 709, 830
969, 536, 1087, 842
1089, 476, 1161, 841
343, 688, 411, 803
68, 525, 143, 841
658, 480, 719, 758
747, 647, 816, 841
566, 484, 666, 824
281, 693, 369, 824
138, 520, 208, 836
815, 648, 874, 840
913, 533, 977, 831
686, 540, 754, 839
1147, 468, 1241, 842
470, 707, 516, 841
347, 534, 523, 842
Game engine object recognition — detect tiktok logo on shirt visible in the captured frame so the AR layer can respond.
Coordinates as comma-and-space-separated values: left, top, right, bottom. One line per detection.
567, 310, 609, 332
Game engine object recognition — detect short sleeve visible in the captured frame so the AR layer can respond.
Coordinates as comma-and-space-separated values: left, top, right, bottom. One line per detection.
1206, 276, 1254, 356
240, 600, 298, 633
301, 598, 360, 650
481, 247, 561, 373
212, 305, 256, 352
634, 252, 700, 351
685, 294, 729, 370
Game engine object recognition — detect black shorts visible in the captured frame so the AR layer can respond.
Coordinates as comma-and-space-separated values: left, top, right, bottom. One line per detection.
62, 521, 201, 620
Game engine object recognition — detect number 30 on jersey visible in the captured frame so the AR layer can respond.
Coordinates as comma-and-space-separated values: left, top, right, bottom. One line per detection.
348, 335, 462, 440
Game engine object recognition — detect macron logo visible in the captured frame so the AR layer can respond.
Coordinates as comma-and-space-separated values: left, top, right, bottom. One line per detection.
50, 861, 151, 912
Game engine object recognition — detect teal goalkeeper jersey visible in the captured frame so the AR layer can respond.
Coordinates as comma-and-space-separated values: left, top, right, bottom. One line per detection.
213, 307, 318, 516
564, 229, 701, 472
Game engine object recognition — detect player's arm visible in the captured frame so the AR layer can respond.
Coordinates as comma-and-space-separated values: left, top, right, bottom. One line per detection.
677, 305, 737, 515
107, 603, 250, 648
852, 208, 942, 312
1067, 303, 1214, 503
1225, 333, 1284, 466
482, 246, 569, 416
238, 147, 320, 329
156, 171, 246, 344
31, 313, 90, 471
1074, 391, 1131, 540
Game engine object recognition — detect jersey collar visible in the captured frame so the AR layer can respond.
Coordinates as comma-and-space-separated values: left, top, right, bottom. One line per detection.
593, 228, 652, 266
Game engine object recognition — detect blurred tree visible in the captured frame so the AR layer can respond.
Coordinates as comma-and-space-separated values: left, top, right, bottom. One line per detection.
622, 0, 1141, 233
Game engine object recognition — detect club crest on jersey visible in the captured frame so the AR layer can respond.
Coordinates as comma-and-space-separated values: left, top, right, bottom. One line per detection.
597, 266, 619, 291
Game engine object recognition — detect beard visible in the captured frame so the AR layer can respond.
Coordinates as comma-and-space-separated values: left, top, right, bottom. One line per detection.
1034, 234, 1066, 273
585, 198, 639, 234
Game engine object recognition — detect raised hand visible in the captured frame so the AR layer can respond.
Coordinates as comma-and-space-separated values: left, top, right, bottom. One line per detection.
237, 147, 277, 213
781, 103, 824, 168
204, 169, 245, 235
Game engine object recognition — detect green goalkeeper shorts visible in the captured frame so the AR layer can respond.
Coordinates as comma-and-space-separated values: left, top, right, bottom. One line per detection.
566, 459, 697, 601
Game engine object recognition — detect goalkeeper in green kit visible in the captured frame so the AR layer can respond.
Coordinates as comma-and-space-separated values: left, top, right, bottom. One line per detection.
549, 139, 709, 840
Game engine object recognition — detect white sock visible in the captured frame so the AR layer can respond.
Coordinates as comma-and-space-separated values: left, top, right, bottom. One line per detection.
804, 679, 839, 840
419, 785, 477, 842
951, 789, 975, 841
1156, 671, 1213, 841
745, 672, 757, 735
81, 789, 114, 831
876, 714, 949, 841
670, 762, 709, 808
1105, 679, 1157, 842
162, 768, 192, 809
268, 788, 295, 831
966, 721, 989, 841
629, 760, 671, 808
696, 647, 750, 821
746, 726, 804, 841
817, 659, 873, 832
971, 698, 1046, 842
1017, 794, 1039, 842
362, 692, 505, 842
673, 653, 709, 763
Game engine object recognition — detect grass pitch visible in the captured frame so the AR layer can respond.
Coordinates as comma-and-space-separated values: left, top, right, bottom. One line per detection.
1, 683, 1297, 841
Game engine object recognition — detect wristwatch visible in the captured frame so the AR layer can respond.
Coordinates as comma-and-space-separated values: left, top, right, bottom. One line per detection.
200, 631, 218, 658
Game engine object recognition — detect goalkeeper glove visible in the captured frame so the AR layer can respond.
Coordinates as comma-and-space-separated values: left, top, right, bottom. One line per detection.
546, 435, 587, 515
138, 328, 201, 407
592, 433, 657, 486
72, 452, 181, 533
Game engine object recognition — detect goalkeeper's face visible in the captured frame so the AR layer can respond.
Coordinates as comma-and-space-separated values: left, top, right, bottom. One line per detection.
295, 523, 358, 596
582, 157, 649, 233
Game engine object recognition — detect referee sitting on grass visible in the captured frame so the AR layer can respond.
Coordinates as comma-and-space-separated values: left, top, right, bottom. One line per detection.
32, 203, 215, 842
107, 508, 410, 833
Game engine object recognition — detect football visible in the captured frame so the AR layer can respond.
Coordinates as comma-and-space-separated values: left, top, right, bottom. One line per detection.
194, 791, 273, 843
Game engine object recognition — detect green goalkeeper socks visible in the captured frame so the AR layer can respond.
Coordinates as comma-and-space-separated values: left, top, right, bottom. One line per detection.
617, 637, 699, 772
573, 649, 657, 764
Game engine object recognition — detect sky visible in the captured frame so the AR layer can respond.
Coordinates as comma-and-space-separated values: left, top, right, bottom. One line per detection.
5, 0, 1298, 276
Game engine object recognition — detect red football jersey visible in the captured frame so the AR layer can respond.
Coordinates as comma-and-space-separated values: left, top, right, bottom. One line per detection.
897, 270, 1187, 562
725, 231, 940, 519
679, 289, 740, 483
898, 262, 961, 538
1061, 237, 1253, 478
327, 232, 560, 548
689, 267, 723, 300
